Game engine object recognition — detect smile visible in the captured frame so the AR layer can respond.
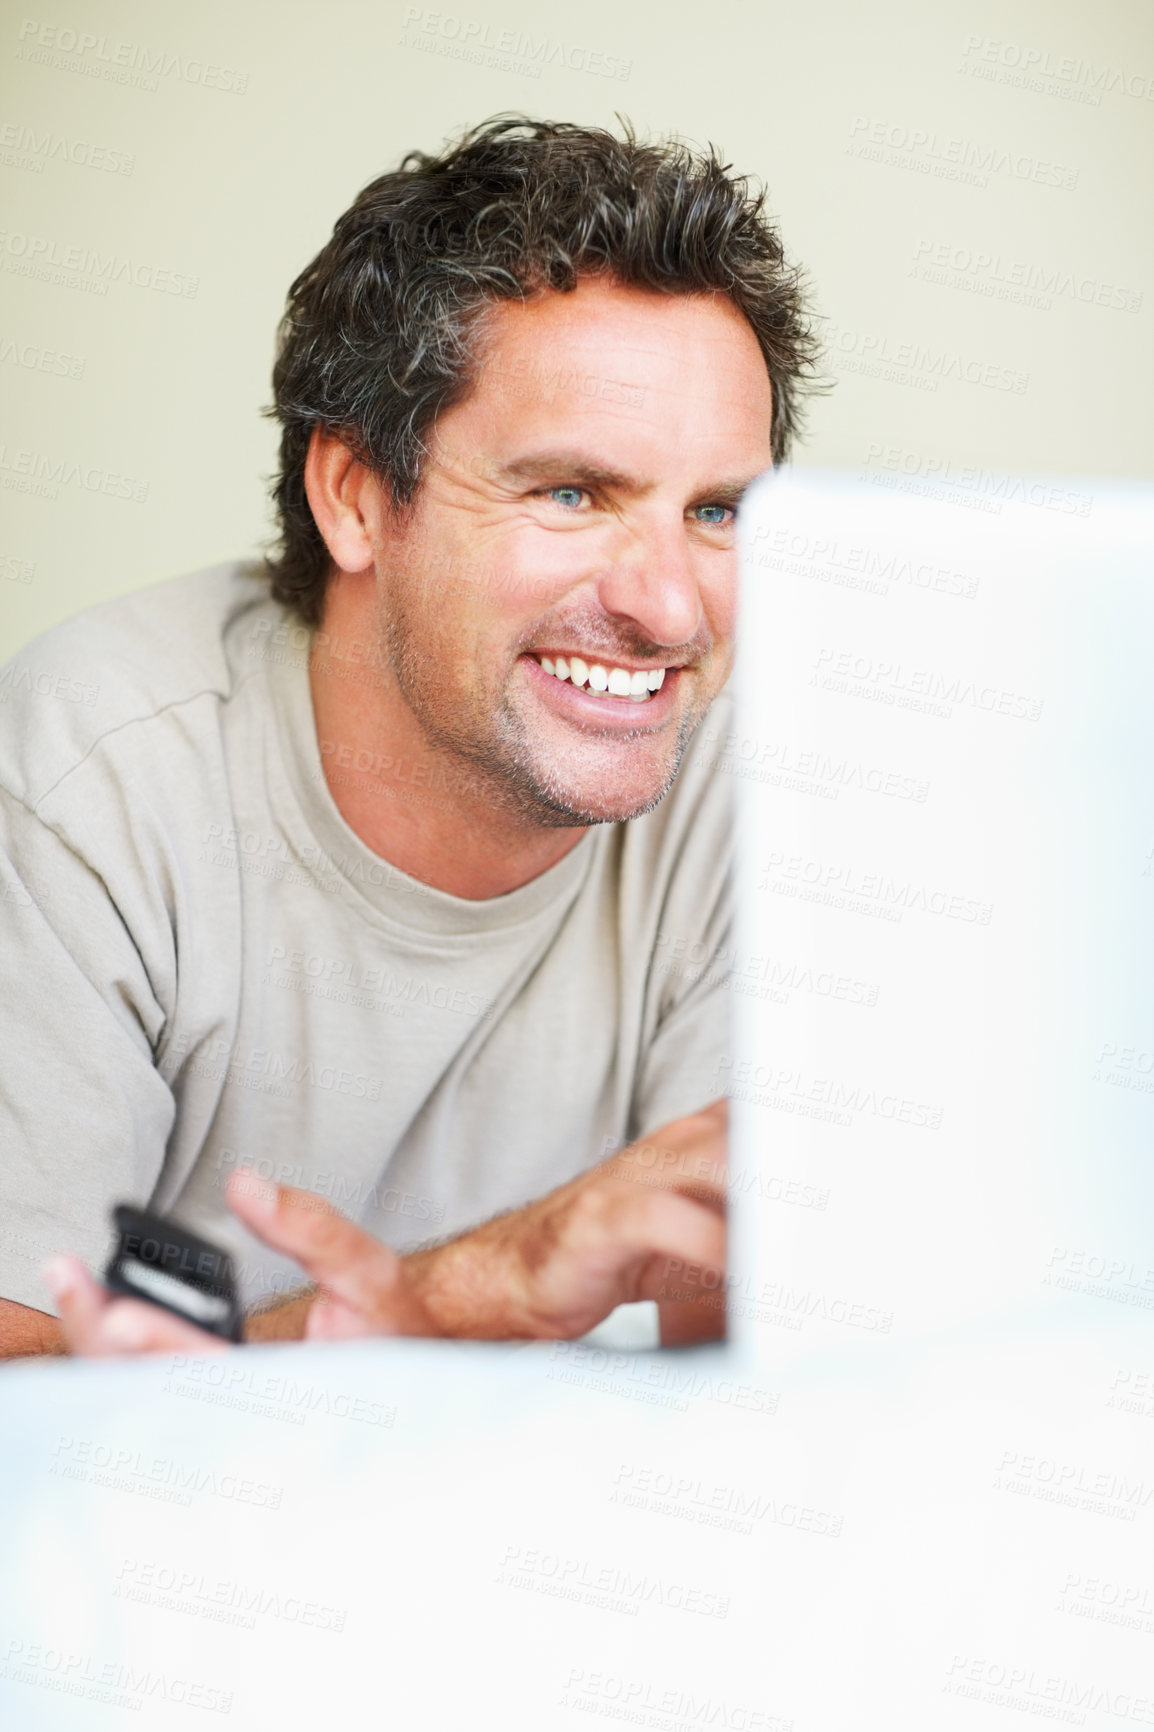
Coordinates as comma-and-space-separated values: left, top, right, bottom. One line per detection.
534, 653, 668, 703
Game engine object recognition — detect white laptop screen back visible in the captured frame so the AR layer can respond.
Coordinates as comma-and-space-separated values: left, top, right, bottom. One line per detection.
731, 470, 1154, 1351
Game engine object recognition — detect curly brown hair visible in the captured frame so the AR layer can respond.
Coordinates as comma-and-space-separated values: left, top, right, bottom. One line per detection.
266, 114, 822, 625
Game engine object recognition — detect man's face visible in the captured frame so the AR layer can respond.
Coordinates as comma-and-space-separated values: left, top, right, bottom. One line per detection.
364, 276, 773, 825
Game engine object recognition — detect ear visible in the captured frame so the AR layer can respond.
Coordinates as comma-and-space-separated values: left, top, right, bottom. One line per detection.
303, 428, 381, 574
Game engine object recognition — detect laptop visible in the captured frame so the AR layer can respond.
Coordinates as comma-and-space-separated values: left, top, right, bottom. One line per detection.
1, 471, 1150, 1729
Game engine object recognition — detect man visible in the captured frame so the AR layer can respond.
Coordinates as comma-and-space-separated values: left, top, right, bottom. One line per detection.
0, 116, 817, 1357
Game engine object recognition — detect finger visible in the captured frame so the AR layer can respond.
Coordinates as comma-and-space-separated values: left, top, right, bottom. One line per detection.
610, 1109, 728, 1202
227, 1170, 438, 1336
43, 1255, 111, 1354
657, 1290, 727, 1347
97, 1300, 231, 1355
306, 1258, 435, 1340
596, 1184, 724, 1281
514, 1161, 724, 1335
45, 1256, 228, 1358
227, 1168, 401, 1295
508, 1182, 727, 1338
305, 1294, 366, 1341
306, 1294, 392, 1341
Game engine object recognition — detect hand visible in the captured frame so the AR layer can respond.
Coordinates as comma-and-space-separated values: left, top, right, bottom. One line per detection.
43, 1257, 234, 1358
45, 1169, 438, 1356
405, 1099, 728, 1344
241, 1104, 727, 1344
47, 1100, 727, 1354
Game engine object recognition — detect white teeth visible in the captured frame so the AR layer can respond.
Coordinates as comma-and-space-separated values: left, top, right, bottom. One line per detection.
535, 654, 668, 700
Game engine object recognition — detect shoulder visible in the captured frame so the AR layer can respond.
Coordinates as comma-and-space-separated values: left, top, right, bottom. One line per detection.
0, 561, 276, 810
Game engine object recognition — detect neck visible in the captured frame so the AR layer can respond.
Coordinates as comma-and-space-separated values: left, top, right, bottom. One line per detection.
307, 575, 587, 900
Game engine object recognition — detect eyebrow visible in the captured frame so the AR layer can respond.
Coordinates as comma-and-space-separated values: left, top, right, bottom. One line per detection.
495, 451, 767, 502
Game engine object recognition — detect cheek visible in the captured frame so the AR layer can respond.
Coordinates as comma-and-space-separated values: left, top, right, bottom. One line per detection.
697, 554, 739, 641
480, 521, 604, 616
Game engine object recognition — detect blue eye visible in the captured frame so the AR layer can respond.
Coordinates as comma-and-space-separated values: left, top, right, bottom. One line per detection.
547, 487, 585, 509
694, 504, 731, 525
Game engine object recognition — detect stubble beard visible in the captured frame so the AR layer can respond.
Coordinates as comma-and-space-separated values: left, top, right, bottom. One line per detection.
376, 591, 699, 829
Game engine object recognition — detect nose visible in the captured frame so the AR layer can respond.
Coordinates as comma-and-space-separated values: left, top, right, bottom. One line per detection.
593, 511, 705, 651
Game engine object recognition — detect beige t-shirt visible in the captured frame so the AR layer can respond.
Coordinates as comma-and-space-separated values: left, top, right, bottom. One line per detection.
0, 563, 733, 1310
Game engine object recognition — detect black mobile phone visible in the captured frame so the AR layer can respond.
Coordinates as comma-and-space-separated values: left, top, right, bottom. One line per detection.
104, 1205, 245, 1343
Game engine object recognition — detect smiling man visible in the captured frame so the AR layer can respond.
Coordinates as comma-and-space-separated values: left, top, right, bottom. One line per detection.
0, 116, 818, 1357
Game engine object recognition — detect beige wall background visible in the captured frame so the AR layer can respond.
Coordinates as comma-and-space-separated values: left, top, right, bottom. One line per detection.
1, 0, 1151, 658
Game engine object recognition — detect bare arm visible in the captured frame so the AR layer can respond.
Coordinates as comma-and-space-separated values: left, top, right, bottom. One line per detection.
0, 1295, 65, 1359
404, 1100, 727, 1343
51, 1101, 728, 1355
243, 1289, 315, 1342
221, 1101, 726, 1346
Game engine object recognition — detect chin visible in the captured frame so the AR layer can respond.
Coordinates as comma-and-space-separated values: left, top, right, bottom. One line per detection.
550, 729, 699, 821
531, 768, 677, 827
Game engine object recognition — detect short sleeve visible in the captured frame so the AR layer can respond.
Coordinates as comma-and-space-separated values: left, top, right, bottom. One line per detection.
630, 968, 732, 1140
0, 786, 174, 1311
